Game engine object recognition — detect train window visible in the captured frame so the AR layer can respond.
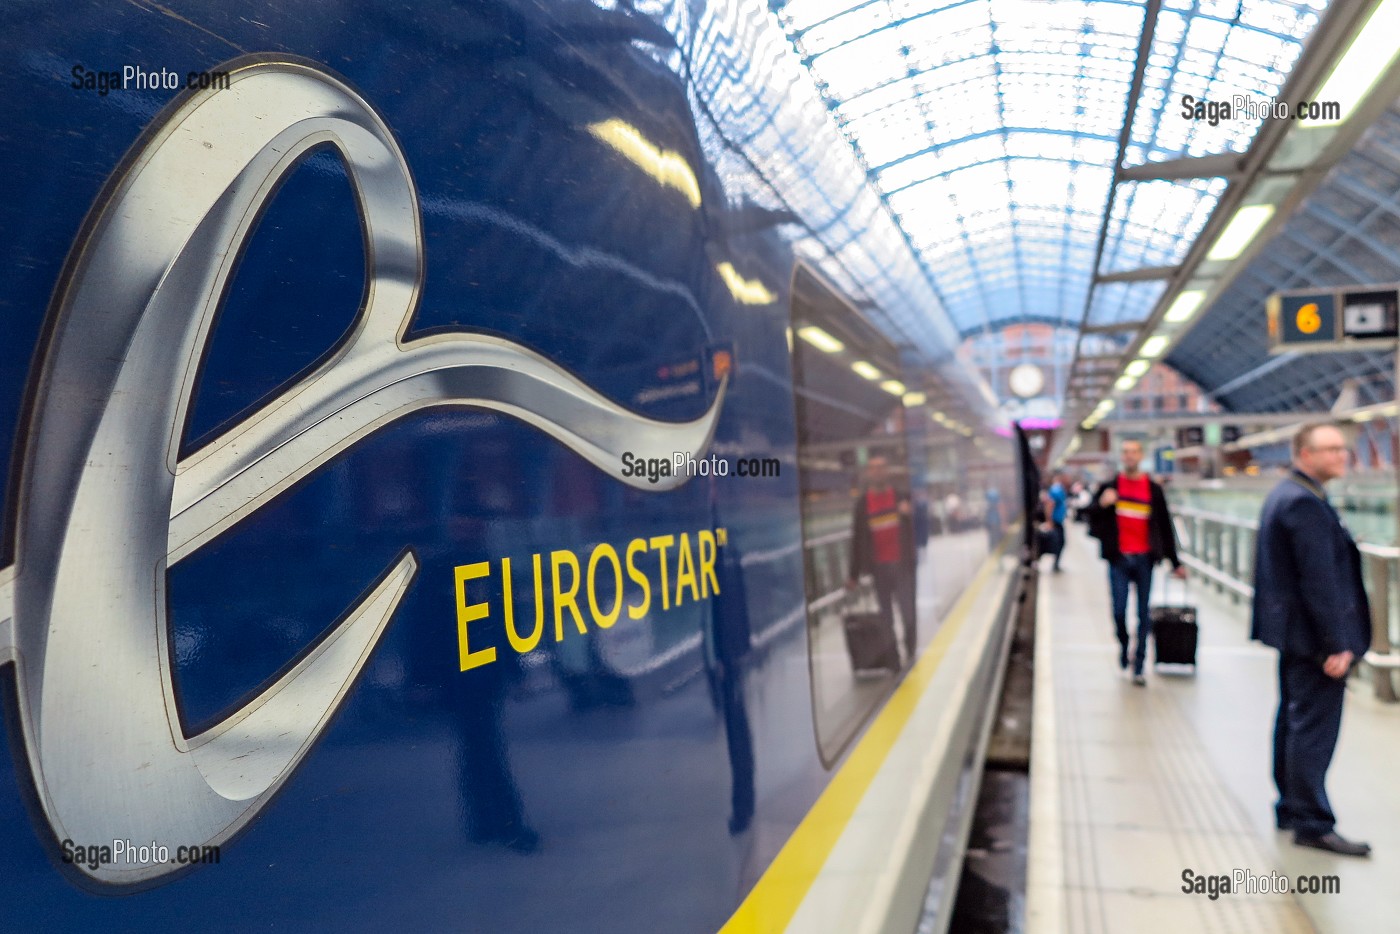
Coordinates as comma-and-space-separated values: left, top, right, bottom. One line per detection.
790, 266, 918, 766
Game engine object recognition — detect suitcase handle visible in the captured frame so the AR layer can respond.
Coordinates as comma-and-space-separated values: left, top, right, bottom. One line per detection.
1155, 565, 1190, 605
843, 579, 879, 616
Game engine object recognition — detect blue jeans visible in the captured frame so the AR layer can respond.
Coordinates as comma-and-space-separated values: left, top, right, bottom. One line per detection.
1109, 553, 1154, 674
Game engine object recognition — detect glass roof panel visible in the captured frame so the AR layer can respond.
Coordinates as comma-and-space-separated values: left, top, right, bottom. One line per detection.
775, 0, 1332, 398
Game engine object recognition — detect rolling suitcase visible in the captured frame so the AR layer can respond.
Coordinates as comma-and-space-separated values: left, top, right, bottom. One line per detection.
842, 590, 900, 674
1151, 573, 1198, 671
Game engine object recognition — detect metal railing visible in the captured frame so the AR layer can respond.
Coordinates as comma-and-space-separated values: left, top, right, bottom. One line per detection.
1172, 505, 1400, 701
804, 528, 854, 614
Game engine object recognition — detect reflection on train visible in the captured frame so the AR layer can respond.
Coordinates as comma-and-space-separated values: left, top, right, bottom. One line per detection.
0, 1, 1025, 932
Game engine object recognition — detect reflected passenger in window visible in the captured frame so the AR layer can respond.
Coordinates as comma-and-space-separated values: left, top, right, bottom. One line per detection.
706, 531, 755, 836
846, 456, 917, 666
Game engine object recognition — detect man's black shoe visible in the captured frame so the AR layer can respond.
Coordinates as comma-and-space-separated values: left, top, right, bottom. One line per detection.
1118, 646, 1129, 671
1293, 831, 1371, 857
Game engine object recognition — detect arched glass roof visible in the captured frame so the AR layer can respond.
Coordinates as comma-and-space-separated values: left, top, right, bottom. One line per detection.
773, 0, 1330, 343
1169, 98, 1400, 413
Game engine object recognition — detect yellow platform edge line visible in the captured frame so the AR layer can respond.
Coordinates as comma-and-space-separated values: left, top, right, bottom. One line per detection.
718, 545, 1009, 934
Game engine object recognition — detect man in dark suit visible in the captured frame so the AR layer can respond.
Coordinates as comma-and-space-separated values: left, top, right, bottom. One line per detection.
1252, 423, 1372, 857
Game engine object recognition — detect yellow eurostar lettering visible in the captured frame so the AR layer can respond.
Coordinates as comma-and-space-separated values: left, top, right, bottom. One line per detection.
626, 538, 651, 620
674, 532, 699, 607
587, 543, 624, 629
551, 549, 587, 640
649, 535, 675, 610
454, 562, 496, 671
698, 529, 719, 598
503, 556, 544, 653
452, 527, 729, 672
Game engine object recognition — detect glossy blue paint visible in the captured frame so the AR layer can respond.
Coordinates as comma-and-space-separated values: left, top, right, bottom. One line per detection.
0, 1, 1001, 931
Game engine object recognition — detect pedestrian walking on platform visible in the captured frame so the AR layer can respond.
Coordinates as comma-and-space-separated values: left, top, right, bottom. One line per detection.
1086, 439, 1186, 686
1252, 423, 1371, 857
1046, 474, 1069, 572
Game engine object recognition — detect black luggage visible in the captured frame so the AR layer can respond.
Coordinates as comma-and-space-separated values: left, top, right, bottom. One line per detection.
843, 609, 900, 674
1151, 575, 1198, 670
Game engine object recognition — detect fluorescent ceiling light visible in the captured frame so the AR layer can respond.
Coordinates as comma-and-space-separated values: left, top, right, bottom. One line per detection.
587, 119, 702, 208
1164, 290, 1206, 323
902, 391, 927, 406
1207, 205, 1274, 261
1115, 375, 1137, 391
1096, 399, 1116, 413
851, 361, 881, 380
796, 325, 844, 354
1304, 0, 1400, 127
1124, 359, 1150, 378
880, 379, 906, 396
1140, 335, 1170, 358
715, 263, 776, 305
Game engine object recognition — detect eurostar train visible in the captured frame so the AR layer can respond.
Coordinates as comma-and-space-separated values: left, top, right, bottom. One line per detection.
0, 2, 1035, 931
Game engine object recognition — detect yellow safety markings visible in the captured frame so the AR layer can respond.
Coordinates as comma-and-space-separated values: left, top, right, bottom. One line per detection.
717, 548, 1005, 933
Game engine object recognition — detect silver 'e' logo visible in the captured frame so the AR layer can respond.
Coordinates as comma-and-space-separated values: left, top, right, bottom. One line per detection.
0, 56, 723, 886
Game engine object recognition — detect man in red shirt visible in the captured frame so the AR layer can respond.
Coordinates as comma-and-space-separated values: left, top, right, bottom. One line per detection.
1087, 439, 1186, 685
847, 457, 917, 666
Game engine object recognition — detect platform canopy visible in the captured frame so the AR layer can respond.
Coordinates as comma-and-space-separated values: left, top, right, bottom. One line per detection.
771, 0, 1382, 418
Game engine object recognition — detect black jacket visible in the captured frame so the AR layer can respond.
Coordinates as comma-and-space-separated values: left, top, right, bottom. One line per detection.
1085, 473, 1182, 568
1250, 469, 1371, 660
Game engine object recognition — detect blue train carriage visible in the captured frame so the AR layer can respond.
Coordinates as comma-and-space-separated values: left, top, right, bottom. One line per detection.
0, 1, 1026, 931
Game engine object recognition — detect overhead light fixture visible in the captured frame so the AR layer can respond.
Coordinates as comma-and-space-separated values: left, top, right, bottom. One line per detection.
1140, 335, 1170, 358
796, 325, 844, 353
880, 379, 906, 396
1164, 289, 1206, 323
587, 119, 702, 208
1303, 0, 1400, 127
1115, 375, 1137, 391
902, 390, 927, 406
1096, 399, 1116, 413
933, 411, 947, 421
851, 361, 881, 381
1207, 204, 1274, 261
1124, 358, 1150, 378
716, 263, 776, 305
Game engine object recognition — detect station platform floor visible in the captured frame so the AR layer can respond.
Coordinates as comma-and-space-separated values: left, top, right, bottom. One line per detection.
1027, 523, 1400, 934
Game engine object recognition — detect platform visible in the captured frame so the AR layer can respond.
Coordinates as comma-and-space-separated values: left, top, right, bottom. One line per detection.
1027, 524, 1400, 933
